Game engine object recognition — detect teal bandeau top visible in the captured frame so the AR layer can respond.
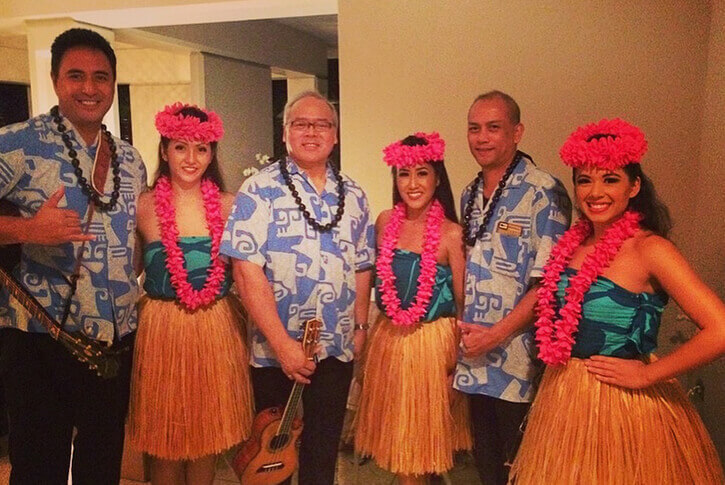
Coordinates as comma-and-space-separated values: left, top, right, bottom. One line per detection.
375, 249, 455, 322
143, 236, 232, 299
557, 269, 668, 359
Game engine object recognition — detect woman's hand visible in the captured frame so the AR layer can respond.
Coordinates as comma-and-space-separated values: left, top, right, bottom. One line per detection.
584, 355, 653, 389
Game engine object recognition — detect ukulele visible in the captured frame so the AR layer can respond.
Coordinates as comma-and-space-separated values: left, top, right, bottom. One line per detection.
233, 318, 321, 485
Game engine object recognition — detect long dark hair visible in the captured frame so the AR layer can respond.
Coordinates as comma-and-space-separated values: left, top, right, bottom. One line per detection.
623, 164, 672, 237
155, 106, 224, 190
391, 136, 458, 223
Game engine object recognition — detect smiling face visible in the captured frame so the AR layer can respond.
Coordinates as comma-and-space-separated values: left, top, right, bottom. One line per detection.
52, 46, 114, 136
395, 162, 439, 215
574, 166, 641, 228
283, 95, 338, 168
467, 97, 523, 171
162, 139, 214, 187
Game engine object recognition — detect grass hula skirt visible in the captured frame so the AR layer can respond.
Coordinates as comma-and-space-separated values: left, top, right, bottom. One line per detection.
355, 313, 472, 475
128, 295, 254, 460
509, 357, 724, 484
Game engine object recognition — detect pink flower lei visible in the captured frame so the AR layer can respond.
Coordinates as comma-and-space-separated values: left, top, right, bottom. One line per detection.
153, 175, 227, 311
376, 200, 445, 326
534, 210, 642, 365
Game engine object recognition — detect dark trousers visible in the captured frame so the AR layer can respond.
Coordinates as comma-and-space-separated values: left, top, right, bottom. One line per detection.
0, 328, 134, 485
469, 393, 530, 485
252, 357, 353, 485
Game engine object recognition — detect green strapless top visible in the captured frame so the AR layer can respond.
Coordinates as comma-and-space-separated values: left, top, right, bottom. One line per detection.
375, 249, 455, 322
143, 236, 232, 300
557, 269, 668, 359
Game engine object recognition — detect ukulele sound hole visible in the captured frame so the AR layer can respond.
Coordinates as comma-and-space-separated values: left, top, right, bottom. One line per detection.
270, 433, 290, 450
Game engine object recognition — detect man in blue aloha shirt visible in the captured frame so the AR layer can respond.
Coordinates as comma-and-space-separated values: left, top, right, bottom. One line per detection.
0, 29, 146, 484
455, 90, 571, 485
221, 91, 374, 485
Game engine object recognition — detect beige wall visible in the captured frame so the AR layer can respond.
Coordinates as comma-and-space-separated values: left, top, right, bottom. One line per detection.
199, 53, 273, 193
118, 47, 192, 181
691, 0, 725, 457
0, 38, 29, 83
339, 0, 709, 223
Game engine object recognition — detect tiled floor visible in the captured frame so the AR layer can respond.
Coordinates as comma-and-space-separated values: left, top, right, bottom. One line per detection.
0, 436, 482, 484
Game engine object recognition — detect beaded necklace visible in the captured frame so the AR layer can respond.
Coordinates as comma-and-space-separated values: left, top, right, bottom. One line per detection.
50, 106, 120, 211
462, 152, 521, 246
279, 158, 345, 232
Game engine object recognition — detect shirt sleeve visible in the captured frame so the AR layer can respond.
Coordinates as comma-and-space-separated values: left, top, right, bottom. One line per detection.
220, 174, 271, 267
530, 180, 572, 278
354, 191, 375, 272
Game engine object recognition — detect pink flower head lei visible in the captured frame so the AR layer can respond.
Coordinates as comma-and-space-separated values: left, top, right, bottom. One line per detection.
155, 102, 224, 143
377, 133, 446, 326
559, 118, 647, 170
535, 119, 646, 365
383, 131, 445, 168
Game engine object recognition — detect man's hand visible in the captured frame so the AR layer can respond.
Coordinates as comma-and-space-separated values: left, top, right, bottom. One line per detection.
28, 187, 94, 245
276, 336, 317, 384
458, 320, 503, 358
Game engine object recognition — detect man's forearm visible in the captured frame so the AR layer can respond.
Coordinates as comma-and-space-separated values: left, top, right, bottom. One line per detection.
354, 269, 373, 325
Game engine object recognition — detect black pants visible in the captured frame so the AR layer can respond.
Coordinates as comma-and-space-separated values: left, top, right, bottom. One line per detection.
0, 328, 134, 485
469, 393, 530, 485
252, 357, 353, 485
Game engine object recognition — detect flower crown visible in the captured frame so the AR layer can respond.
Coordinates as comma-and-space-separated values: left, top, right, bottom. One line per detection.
155, 102, 224, 143
383, 132, 445, 168
560, 118, 647, 170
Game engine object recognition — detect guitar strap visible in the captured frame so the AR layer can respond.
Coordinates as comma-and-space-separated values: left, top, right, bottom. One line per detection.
59, 129, 110, 334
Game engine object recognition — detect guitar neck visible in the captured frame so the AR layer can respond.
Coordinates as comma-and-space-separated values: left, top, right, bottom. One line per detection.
0, 267, 59, 335
277, 381, 305, 436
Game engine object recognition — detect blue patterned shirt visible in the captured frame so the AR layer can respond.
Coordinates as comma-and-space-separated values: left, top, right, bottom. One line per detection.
220, 157, 375, 367
0, 110, 147, 343
454, 155, 571, 402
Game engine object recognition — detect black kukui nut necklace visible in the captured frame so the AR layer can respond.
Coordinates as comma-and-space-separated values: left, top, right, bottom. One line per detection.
279, 158, 345, 232
462, 152, 522, 246
51, 106, 121, 212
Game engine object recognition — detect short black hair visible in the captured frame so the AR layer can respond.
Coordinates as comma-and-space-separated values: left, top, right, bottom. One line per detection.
51, 28, 117, 80
471, 90, 521, 124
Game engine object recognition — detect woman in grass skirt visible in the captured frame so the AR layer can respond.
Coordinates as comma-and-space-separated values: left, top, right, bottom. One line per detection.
128, 103, 254, 484
507, 119, 725, 484
355, 133, 471, 484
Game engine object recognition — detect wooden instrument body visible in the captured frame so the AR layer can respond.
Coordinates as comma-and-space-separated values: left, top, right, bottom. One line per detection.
233, 406, 303, 485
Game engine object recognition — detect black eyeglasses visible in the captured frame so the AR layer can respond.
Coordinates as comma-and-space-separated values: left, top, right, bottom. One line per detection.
287, 119, 335, 132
